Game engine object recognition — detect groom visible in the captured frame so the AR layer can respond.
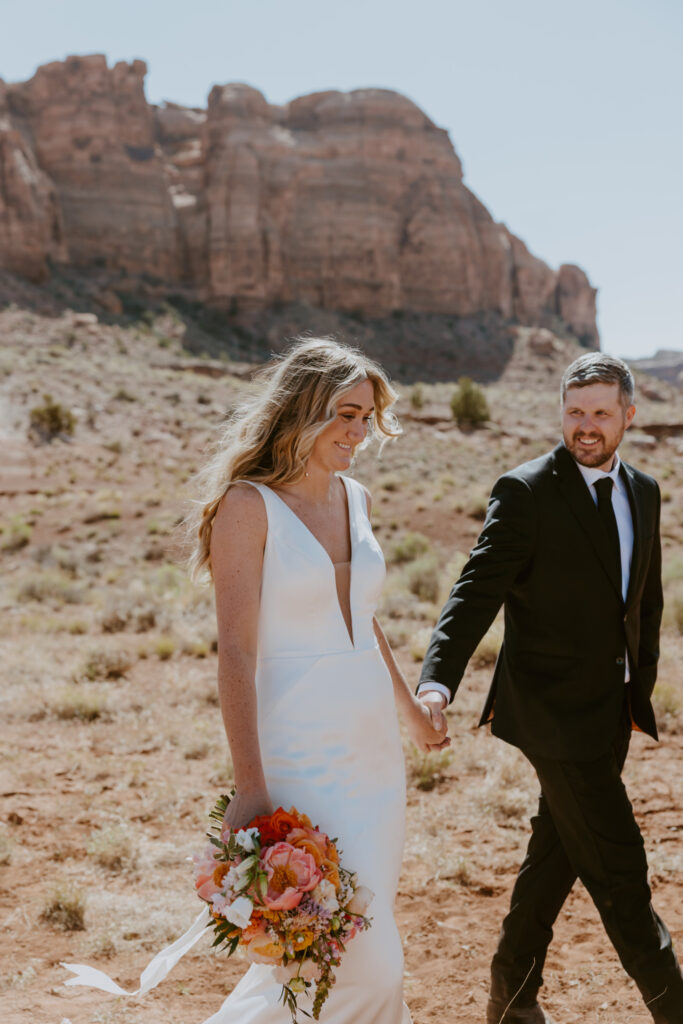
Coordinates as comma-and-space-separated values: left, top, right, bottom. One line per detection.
418, 353, 683, 1023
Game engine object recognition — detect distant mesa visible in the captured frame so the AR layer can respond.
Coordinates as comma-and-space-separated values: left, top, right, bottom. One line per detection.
0, 55, 598, 349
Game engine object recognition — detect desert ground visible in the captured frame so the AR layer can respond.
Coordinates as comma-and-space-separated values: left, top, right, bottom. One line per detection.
1, 304, 682, 1024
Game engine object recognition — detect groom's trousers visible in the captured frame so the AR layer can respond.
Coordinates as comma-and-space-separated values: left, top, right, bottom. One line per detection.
490, 696, 683, 1022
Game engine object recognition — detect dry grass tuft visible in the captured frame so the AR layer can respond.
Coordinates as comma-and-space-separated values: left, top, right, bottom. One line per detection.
155, 634, 177, 660
652, 682, 682, 733
402, 554, 440, 602
390, 531, 433, 564
51, 684, 107, 721
80, 647, 133, 681
17, 570, 83, 605
29, 393, 75, 442
86, 824, 138, 871
0, 826, 13, 866
1, 515, 32, 552
408, 748, 454, 791
40, 881, 86, 931
472, 619, 503, 667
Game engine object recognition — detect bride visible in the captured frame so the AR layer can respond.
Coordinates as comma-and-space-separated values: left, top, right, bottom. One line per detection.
193, 337, 447, 1023
64, 338, 448, 1023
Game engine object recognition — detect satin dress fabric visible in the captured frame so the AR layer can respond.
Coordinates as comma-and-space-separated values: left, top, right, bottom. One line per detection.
206, 475, 411, 1023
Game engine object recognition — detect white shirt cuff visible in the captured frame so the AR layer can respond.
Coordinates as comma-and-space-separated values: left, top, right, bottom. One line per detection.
417, 682, 451, 704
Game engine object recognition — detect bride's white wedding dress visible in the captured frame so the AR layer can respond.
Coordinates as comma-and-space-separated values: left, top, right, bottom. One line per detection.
63, 474, 412, 1024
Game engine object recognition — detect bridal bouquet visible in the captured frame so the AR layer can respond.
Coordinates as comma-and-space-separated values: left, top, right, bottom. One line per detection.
192, 796, 373, 1022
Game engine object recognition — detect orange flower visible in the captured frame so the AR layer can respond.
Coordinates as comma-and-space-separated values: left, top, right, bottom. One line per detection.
291, 928, 314, 951
212, 862, 230, 888
286, 827, 328, 866
249, 807, 303, 845
321, 859, 341, 891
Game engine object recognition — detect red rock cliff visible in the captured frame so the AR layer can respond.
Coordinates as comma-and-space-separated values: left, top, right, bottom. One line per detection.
0, 56, 598, 347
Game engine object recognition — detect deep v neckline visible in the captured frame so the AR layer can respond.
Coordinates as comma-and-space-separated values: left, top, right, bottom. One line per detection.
264, 476, 356, 649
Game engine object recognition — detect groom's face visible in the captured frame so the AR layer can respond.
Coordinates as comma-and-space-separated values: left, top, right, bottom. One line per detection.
562, 382, 635, 470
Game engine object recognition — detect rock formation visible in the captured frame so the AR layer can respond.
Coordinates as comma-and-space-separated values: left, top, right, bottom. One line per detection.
0, 56, 599, 347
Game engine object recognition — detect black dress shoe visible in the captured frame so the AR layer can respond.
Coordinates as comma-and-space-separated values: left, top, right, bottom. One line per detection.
486, 1001, 556, 1024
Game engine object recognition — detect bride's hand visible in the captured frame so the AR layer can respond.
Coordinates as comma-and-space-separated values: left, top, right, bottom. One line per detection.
406, 695, 450, 753
223, 789, 274, 831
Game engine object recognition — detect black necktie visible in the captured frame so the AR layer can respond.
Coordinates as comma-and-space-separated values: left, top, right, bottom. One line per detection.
594, 477, 621, 592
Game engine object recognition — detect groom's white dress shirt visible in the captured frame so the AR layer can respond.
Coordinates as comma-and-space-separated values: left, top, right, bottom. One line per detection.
418, 448, 634, 704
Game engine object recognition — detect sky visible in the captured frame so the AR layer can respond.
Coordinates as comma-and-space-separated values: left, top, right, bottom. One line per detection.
1, 0, 681, 359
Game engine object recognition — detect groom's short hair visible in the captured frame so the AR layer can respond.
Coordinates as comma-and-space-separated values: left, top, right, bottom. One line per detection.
561, 353, 635, 409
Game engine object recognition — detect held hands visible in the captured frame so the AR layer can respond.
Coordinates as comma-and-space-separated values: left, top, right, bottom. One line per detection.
222, 788, 274, 831
407, 692, 450, 753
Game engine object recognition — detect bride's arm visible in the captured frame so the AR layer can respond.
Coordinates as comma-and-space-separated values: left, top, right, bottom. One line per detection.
210, 485, 274, 828
359, 483, 449, 753
373, 617, 450, 752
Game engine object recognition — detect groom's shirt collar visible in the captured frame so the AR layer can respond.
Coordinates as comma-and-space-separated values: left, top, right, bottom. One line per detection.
573, 451, 626, 496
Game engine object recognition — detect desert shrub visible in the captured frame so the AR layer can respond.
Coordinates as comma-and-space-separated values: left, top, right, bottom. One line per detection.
471, 621, 504, 667
32, 543, 80, 575
101, 595, 157, 634
378, 473, 400, 492
184, 741, 210, 761
479, 749, 535, 822
382, 622, 409, 648
410, 383, 425, 410
52, 685, 106, 721
155, 634, 176, 660
0, 827, 13, 866
29, 394, 75, 442
86, 824, 138, 871
1, 516, 32, 552
378, 573, 415, 620
17, 570, 83, 605
437, 552, 468, 605
41, 882, 86, 931
441, 854, 472, 886
466, 490, 490, 521
113, 388, 137, 402
409, 626, 434, 662
652, 683, 682, 733
662, 582, 683, 635
450, 377, 490, 426
182, 637, 210, 658
80, 647, 133, 681
390, 531, 432, 564
408, 749, 453, 791
402, 554, 440, 602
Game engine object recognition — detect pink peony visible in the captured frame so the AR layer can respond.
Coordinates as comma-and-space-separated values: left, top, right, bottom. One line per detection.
261, 842, 322, 911
192, 845, 222, 901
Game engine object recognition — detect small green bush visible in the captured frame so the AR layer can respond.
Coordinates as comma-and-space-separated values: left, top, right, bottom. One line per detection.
450, 378, 490, 426
29, 394, 75, 442
391, 531, 432, 564
410, 383, 425, 410
403, 555, 440, 603
1, 516, 32, 552
41, 882, 86, 931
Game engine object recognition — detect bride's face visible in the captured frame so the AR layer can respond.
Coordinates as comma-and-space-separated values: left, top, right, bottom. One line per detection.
308, 379, 375, 473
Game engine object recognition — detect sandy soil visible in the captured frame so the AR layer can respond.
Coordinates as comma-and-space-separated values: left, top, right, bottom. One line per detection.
1, 306, 682, 1024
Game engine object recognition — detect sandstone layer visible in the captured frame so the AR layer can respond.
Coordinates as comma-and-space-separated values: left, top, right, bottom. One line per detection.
0, 56, 598, 347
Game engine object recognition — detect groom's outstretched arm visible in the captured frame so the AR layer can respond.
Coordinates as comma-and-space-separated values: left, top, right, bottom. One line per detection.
419, 473, 537, 703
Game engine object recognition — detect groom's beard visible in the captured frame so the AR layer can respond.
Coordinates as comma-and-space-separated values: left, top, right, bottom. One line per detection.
563, 429, 623, 469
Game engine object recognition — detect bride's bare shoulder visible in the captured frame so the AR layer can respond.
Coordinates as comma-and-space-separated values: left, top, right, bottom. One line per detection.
212, 483, 267, 548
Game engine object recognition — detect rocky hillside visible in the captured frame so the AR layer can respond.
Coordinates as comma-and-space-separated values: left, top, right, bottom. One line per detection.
1, 55, 597, 348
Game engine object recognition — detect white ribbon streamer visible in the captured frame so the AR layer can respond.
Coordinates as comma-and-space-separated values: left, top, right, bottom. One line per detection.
61, 905, 211, 996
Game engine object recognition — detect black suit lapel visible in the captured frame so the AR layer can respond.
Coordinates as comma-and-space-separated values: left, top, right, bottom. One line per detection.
619, 462, 644, 609
551, 444, 623, 600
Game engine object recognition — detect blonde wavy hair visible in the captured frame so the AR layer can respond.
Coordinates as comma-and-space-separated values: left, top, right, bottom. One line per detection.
186, 337, 401, 581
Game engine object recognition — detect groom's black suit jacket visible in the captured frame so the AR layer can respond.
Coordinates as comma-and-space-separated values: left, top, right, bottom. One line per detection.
420, 443, 663, 761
